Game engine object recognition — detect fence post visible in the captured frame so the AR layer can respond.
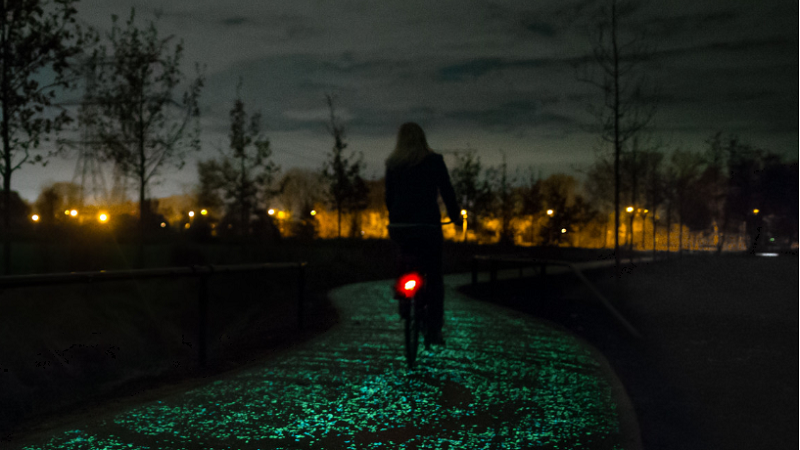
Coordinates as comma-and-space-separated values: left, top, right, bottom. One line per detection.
197, 272, 209, 368
297, 263, 305, 330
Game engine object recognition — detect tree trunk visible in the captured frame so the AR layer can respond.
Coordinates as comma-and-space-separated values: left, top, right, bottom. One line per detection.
1, 9, 11, 275
666, 202, 672, 256
652, 213, 657, 260
612, 0, 621, 277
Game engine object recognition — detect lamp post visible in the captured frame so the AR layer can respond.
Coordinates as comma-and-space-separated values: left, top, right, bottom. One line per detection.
461, 209, 468, 242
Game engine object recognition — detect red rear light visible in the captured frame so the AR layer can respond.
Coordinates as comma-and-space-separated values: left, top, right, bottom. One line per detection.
395, 272, 423, 299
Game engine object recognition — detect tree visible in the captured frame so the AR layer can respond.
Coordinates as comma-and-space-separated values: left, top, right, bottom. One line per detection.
539, 174, 580, 246
0, 0, 89, 273
450, 150, 493, 238
666, 149, 703, 256
577, 0, 656, 272
518, 167, 543, 245
87, 9, 203, 264
640, 149, 664, 256
321, 94, 368, 238
198, 81, 278, 237
488, 153, 516, 244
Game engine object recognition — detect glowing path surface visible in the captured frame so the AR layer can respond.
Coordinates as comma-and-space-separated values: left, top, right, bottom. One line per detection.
18, 273, 632, 450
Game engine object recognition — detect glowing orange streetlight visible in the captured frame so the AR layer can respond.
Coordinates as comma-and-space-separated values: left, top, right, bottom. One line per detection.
188, 210, 195, 218
626, 206, 634, 213
161, 222, 167, 228
546, 209, 554, 216
200, 209, 208, 216
31, 214, 40, 222
753, 209, 760, 215
98, 213, 109, 223
277, 211, 286, 220
561, 228, 567, 234
268, 209, 275, 216
70, 209, 78, 217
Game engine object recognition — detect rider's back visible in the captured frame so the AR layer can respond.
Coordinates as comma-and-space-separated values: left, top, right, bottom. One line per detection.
385, 152, 459, 226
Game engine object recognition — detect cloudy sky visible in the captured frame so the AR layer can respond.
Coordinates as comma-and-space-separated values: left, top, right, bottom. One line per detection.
14, 0, 798, 202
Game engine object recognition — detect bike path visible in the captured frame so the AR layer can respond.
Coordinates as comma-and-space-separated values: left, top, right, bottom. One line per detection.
13, 268, 639, 450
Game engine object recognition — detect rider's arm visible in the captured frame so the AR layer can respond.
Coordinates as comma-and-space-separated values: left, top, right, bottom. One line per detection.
435, 155, 463, 226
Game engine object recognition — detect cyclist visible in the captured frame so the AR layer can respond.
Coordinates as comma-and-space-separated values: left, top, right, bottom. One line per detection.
385, 122, 462, 346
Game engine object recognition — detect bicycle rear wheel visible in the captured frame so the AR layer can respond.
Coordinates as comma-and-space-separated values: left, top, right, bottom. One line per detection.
404, 298, 420, 369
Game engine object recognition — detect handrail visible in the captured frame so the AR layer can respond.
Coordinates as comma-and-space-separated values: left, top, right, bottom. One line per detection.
0, 262, 307, 367
471, 255, 642, 339
0, 262, 305, 288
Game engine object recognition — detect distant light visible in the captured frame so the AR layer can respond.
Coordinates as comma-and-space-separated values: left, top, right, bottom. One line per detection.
546, 209, 554, 216
644, 209, 649, 214
188, 211, 195, 218
184, 223, 190, 229
756, 252, 778, 257
561, 228, 567, 234
200, 209, 207, 216
310, 210, 317, 216
31, 214, 40, 222
161, 222, 167, 228
769, 238, 775, 242
64, 210, 70, 215
404, 280, 417, 291
70, 209, 78, 217
753, 209, 760, 215
361, 230, 365, 235
98, 213, 109, 223
626, 206, 634, 213
461, 209, 467, 216
277, 211, 285, 219
268, 209, 275, 216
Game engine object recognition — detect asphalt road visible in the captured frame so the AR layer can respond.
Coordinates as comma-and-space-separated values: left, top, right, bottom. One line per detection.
11, 271, 636, 450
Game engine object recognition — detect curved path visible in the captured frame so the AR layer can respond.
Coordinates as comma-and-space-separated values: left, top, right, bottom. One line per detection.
14, 272, 638, 449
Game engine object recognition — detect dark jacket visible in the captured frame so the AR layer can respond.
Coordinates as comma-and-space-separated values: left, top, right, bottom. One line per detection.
385, 153, 461, 225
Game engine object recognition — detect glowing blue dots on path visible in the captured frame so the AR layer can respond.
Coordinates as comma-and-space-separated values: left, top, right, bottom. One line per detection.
13, 279, 625, 450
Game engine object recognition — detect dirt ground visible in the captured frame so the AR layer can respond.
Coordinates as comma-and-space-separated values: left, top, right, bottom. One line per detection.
458, 253, 798, 450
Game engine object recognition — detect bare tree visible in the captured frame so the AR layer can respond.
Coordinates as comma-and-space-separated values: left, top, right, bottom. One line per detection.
321, 94, 368, 238
198, 80, 278, 237
0, 0, 90, 273
87, 9, 203, 265
577, 0, 657, 273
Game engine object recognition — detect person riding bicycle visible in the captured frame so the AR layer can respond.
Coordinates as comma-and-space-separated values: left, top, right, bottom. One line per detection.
385, 122, 462, 346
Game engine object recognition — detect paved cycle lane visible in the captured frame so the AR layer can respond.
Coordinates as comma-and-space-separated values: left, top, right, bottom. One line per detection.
13, 272, 638, 450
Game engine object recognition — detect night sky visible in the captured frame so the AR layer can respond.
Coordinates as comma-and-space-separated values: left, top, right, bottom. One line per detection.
14, 0, 799, 202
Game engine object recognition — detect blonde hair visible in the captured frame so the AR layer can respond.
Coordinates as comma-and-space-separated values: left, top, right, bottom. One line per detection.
385, 122, 432, 170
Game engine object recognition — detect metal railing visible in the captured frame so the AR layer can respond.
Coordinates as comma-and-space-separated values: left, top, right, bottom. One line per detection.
471, 255, 641, 339
0, 262, 307, 367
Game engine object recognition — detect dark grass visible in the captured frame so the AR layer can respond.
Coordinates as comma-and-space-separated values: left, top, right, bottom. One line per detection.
459, 253, 799, 450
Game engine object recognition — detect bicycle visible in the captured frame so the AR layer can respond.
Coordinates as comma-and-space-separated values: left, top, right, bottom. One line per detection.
388, 221, 451, 370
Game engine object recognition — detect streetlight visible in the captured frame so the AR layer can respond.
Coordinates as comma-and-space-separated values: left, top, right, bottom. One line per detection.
310, 210, 317, 216
200, 209, 208, 216
461, 209, 468, 242
626, 206, 634, 213
98, 213, 109, 223
546, 209, 554, 216
753, 209, 759, 215
70, 209, 78, 217
188, 210, 195, 218
268, 209, 275, 216
31, 214, 40, 222
561, 228, 567, 234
